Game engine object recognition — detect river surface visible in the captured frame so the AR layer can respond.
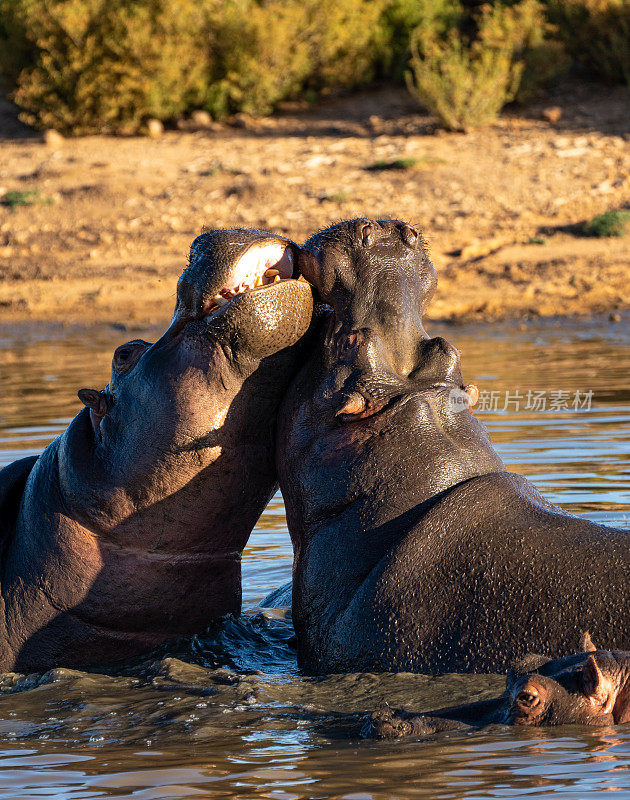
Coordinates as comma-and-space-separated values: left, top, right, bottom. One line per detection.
0, 314, 628, 799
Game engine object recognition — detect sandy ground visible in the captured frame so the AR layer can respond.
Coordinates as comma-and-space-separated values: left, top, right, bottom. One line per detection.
0, 79, 628, 327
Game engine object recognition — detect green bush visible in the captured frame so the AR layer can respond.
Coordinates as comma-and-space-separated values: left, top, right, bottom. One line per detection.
203, 0, 311, 119
374, 0, 460, 81
405, 0, 566, 131
494, 0, 570, 102
303, 0, 386, 90
406, 3, 519, 131
1, 0, 623, 136
366, 157, 420, 170
0, 0, 210, 134
0, 0, 384, 132
1, 188, 52, 208
581, 209, 630, 237
376, 0, 568, 96
203, 0, 384, 119
547, 0, 630, 84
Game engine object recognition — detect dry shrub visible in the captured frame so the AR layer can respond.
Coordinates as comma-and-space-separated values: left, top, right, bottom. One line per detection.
491, 0, 570, 102
4, 0, 609, 135
548, 0, 630, 84
203, 0, 383, 118
0, 0, 384, 131
406, 3, 520, 131
374, 0, 460, 81
204, 0, 312, 118
302, 0, 386, 89
406, 0, 565, 131
0, 0, 209, 134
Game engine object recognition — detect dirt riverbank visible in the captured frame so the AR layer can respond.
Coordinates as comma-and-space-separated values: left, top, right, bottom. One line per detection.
0, 79, 628, 327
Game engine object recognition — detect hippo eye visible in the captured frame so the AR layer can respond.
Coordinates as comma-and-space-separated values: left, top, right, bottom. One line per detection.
112, 341, 149, 374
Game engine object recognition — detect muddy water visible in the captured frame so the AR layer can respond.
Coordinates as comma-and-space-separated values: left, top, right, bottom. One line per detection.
0, 315, 628, 799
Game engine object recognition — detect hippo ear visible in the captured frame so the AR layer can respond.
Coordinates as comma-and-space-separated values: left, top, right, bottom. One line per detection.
78, 389, 108, 417
580, 631, 597, 653
581, 655, 615, 714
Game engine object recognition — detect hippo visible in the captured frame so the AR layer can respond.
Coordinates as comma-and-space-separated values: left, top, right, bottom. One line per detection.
368, 633, 630, 738
0, 228, 314, 672
275, 217, 630, 674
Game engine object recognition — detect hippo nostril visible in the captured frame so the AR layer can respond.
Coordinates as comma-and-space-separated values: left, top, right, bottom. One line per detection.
517, 690, 539, 708
401, 224, 419, 248
361, 223, 375, 247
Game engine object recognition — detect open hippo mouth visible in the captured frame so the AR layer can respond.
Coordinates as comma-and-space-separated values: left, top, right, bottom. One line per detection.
174, 230, 299, 324
202, 240, 295, 318
171, 229, 314, 359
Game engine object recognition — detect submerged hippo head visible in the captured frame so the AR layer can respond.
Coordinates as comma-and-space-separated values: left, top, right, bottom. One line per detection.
506, 635, 630, 727
369, 635, 630, 739
2, 229, 315, 672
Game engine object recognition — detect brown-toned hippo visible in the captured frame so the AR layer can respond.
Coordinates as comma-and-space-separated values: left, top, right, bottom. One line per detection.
0, 228, 314, 672
275, 218, 630, 675
368, 633, 630, 738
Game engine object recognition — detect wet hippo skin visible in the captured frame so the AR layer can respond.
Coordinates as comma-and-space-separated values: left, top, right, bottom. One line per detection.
276, 218, 630, 675
369, 633, 630, 737
0, 229, 315, 672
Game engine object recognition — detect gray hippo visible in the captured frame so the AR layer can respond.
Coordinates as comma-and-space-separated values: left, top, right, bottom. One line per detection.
0, 228, 314, 672
369, 633, 630, 737
275, 218, 630, 674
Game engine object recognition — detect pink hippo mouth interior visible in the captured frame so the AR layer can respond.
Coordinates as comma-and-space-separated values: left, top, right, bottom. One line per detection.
202, 241, 295, 318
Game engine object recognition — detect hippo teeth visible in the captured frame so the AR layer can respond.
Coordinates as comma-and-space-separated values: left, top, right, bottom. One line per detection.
187, 239, 296, 320
203, 270, 286, 316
